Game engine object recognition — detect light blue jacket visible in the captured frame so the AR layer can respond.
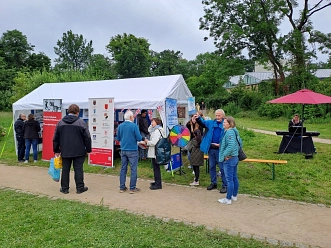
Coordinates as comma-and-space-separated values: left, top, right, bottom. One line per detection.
117, 121, 142, 151
219, 128, 242, 162
196, 117, 224, 154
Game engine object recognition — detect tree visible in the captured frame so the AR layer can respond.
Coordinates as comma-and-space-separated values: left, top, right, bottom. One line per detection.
54, 30, 93, 71
200, 0, 331, 92
84, 54, 116, 80
150, 49, 183, 76
0, 29, 34, 69
26, 52, 51, 72
186, 52, 247, 108
106, 33, 150, 78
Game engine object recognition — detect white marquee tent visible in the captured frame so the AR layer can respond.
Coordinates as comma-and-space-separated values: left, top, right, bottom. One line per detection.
13, 74, 193, 128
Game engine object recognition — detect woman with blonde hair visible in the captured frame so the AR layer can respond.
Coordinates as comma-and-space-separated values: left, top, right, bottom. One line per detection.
218, 116, 242, 205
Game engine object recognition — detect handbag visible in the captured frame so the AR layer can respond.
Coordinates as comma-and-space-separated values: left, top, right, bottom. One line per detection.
235, 132, 247, 161
48, 158, 61, 182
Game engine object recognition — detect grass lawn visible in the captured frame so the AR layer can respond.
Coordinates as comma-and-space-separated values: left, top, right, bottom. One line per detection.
0, 188, 281, 248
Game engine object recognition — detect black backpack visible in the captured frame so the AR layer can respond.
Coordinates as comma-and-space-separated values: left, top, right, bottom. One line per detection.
155, 129, 171, 165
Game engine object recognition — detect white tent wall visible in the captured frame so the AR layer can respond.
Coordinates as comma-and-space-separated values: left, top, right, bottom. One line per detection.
12, 74, 193, 149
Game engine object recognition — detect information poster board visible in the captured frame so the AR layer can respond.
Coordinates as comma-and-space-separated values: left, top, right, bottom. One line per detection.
187, 97, 196, 116
165, 98, 178, 130
88, 98, 114, 167
42, 99, 62, 161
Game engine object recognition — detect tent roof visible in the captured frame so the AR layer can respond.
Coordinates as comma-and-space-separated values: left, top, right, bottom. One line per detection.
13, 74, 192, 112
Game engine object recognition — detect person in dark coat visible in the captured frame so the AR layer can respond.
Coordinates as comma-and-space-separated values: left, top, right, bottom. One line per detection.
186, 114, 204, 168
137, 109, 149, 160
187, 129, 204, 186
14, 114, 26, 162
53, 104, 92, 194
23, 114, 41, 163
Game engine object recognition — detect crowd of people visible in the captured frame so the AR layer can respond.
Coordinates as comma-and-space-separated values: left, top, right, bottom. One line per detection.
14, 103, 244, 205
14, 113, 41, 163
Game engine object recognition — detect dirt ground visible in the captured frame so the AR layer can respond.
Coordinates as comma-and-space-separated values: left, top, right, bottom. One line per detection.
1, 164, 330, 248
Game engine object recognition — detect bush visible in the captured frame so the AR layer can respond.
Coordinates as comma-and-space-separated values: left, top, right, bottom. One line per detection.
257, 103, 287, 118
223, 102, 241, 116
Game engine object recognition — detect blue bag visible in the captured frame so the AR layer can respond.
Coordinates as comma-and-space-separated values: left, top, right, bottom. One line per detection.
48, 157, 61, 182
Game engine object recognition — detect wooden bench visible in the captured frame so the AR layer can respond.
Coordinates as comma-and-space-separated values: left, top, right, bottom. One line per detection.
204, 156, 287, 180
242, 159, 287, 180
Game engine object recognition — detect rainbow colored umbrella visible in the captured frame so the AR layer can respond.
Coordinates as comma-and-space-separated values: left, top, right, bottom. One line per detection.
169, 125, 190, 147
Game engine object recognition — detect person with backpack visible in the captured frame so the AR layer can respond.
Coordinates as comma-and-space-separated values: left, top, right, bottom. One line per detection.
144, 118, 166, 190
187, 129, 204, 186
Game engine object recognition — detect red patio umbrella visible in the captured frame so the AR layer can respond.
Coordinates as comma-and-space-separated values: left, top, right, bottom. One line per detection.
269, 89, 331, 153
269, 89, 331, 105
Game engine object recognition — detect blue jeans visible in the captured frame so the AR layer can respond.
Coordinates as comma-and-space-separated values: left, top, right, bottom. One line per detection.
25, 138, 38, 161
208, 149, 226, 187
223, 156, 239, 200
120, 150, 139, 190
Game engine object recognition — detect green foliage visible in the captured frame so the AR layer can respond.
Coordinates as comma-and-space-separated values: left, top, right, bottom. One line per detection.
0, 29, 34, 69
106, 33, 151, 78
10, 69, 106, 105
54, 30, 93, 71
26, 52, 51, 72
223, 102, 242, 116
150, 49, 183, 76
257, 102, 288, 119
200, 0, 331, 91
85, 54, 116, 80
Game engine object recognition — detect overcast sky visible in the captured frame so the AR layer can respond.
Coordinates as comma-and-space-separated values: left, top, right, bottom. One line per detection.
1, 0, 330, 63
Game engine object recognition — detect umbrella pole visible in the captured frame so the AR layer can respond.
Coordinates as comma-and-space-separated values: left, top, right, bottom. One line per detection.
301, 104, 305, 153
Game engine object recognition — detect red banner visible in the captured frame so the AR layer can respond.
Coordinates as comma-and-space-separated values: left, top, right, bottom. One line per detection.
42, 112, 62, 160
89, 148, 113, 166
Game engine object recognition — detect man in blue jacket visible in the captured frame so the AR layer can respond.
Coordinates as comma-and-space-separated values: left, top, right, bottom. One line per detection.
117, 110, 144, 194
194, 109, 227, 193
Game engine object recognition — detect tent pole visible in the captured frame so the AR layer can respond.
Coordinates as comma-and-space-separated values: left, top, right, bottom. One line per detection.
301, 104, 305, 153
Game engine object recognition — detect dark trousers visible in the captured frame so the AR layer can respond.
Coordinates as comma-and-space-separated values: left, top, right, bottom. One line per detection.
152, 158, 162, 186
61, 155, 86, 190
16, 136, 25, 161
193, 166, 200, 182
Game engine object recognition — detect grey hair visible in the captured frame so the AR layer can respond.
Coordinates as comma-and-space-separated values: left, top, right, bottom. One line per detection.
215, 109, 225, 117
124, 110, 134, 120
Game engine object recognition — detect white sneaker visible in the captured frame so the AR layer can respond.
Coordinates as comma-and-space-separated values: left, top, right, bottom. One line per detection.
190, 181, 199, 186
34, 160, 37, 163
192, 171, 195, 174
232, 196, 238, 201
188, 165, 192, 169
24, 160, 28, 163
218, 198, 232, 205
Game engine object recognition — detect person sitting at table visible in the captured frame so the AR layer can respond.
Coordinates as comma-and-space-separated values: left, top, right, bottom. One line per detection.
288, 114, 302, 130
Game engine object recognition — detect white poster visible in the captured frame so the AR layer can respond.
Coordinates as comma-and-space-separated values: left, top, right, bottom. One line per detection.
88, 98, 114, 167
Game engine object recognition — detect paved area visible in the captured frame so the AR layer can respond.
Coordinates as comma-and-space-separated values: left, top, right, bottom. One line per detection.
1, 163, 330, 247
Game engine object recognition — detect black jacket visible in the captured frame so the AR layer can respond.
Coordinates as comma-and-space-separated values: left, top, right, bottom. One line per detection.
53, 115, 92, 158
23, 119, 41, 139
137, 114, 149, 136
14, 118, 25, 136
